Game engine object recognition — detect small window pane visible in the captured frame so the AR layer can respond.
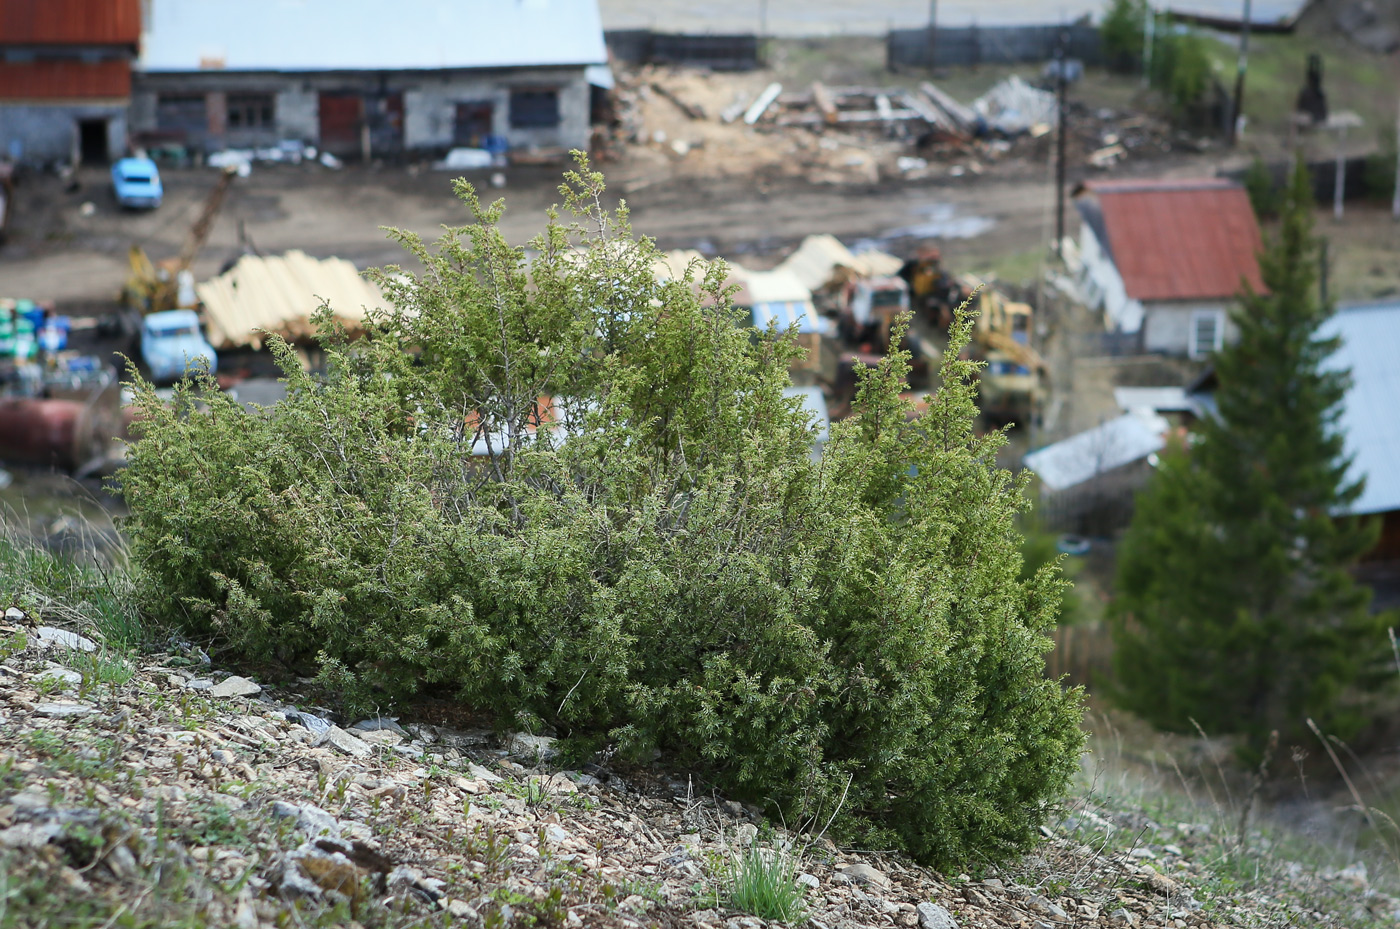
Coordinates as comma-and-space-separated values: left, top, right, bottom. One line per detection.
510, 89, 559, 129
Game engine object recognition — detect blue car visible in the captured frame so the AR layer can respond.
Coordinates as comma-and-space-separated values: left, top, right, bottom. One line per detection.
141, 310, 217, 383
111, 156, 163, 209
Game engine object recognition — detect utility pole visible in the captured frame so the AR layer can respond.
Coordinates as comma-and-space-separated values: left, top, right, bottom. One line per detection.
927, 0, 937, 71
1055, 32, 1068, 256
1392, 96, 1400, 220
1335, 121, 1348, 221
1229, 0, 1252, 145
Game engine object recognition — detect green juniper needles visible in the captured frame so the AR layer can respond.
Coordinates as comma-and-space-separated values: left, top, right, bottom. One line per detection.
121, 157, 1084, 869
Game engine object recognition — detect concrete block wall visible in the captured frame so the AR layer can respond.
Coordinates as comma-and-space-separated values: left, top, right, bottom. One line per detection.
0, 104, 127, 166
133, 65, 593, 156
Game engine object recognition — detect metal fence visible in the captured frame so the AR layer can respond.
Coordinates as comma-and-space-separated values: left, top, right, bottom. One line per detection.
887, 23, 1102, 71
604, 30, 762, 71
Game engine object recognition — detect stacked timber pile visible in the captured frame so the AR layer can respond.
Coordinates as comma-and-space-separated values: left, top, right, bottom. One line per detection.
196, 251, 387, 350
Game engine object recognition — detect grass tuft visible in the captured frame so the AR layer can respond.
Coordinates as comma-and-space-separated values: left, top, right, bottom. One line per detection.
724, 843, 809, 925
0, 526, 143, 649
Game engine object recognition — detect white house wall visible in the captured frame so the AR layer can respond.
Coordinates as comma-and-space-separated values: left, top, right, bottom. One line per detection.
1141, 301, 1239, 356
1079, 223, 1144, 334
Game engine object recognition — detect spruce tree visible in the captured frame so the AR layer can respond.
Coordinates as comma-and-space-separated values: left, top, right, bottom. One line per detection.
1110, 159, 1391, 753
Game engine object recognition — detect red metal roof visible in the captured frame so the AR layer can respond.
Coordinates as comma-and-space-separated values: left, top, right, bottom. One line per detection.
1084, 179, 1265, 302
0, 0, 141, 45
0, 59, 130, 99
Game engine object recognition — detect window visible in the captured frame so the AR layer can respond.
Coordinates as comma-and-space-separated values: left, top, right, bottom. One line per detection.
1190, 309, 1223, 359
509, 89, 559, 129
156, 94, 208, 133
227, 93, 275, 129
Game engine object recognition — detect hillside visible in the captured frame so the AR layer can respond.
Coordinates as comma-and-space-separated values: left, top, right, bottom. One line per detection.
2, 607, 1394, 929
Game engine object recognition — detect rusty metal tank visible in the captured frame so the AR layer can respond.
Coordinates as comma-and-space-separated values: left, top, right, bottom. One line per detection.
0, 397, 106, 471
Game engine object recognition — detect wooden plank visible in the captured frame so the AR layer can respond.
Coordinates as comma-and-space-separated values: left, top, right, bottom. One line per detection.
919, 81, 978, 133
811, 81, 838, 125
650, 82, 706, 120
775, 108, 923, 127
898, 91, 946, 128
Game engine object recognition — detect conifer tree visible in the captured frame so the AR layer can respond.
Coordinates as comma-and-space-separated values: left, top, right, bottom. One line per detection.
1110, 160, 1391, 753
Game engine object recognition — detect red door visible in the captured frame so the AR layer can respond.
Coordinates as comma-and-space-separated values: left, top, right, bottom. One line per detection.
318, 93, 362, 156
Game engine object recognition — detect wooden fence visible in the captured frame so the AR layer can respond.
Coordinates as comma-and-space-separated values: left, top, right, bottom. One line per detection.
1046, 621, 1115, 689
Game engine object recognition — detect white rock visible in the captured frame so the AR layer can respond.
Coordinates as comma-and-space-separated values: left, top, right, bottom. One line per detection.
38, 664, 82, 688
797, 872, 821, 891
210, 676, 261, 698
528, 773, 576, 794
1335, 861, 1368, 890
34, 702, 94, 718
0, 823, 62, 848
543, 824, 570, 844
33, 626, 97, 652
185, 678, 213, 691
315, 726, 373, 758
3, 606, 27, 623
446, 898, 478, 919
271, 801, 341, 838
466, 762, 502, 783
840, 863, 889, 887
356, 728, 403, 747
732, 823, 758, 846
350, 716, 408, 736
504, 732, 558, 761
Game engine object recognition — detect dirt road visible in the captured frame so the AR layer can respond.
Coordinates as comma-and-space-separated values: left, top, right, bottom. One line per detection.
0, 160, 1072, 304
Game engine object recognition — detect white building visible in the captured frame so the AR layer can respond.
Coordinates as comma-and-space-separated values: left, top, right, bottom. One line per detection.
129, 0, 608, 159
1074, 178, 1265, 358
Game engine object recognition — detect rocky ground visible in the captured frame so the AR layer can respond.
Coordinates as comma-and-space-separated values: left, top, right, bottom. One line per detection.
1, 607, 1395, 929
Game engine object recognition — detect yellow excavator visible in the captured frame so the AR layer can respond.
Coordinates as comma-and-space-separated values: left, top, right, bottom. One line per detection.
123, 165, 238, 314
957, 276, 1048, 426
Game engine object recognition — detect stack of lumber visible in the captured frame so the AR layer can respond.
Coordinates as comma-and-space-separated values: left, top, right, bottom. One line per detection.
196, 250, 386, 349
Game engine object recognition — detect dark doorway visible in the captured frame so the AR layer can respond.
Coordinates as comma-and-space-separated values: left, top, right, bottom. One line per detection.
78, 118, 108, 164
453, 101, 494, 146
318, 92, 363, 157
366, 92, 404, 156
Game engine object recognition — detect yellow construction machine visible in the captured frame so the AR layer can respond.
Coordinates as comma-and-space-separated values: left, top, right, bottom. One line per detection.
123, 166, 238, 314
958, 276, 1047, 426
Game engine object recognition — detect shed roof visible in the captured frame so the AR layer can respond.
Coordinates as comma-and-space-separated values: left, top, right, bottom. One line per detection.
0, 0, 141, 46
140, 0, 606, 72
1321, 301, 1400, 516
1079, 179, 1265, 302
1023, 411, 1168, 492
776, 235, 903, 294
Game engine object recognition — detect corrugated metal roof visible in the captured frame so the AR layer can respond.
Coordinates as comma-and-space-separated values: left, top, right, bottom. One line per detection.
1023, 411, 1168, 492
1321, 301, 1400, 516
1082, 179, 1265, 302
0, 59, 131, 99
0, 0, 141, 45
141, 0, 606, 72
